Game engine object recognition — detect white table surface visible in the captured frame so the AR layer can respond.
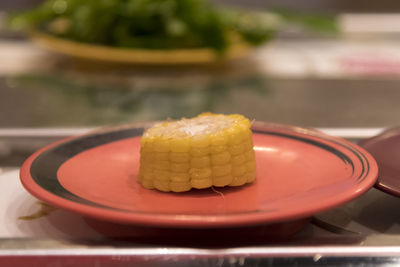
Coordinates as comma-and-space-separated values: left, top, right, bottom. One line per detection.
0, 169, 101, 239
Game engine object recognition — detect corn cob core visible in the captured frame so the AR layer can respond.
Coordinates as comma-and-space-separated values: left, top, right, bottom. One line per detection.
138, 113, 256, 192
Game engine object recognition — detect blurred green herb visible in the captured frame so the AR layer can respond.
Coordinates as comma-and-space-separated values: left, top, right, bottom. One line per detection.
7, 0, 338, 53
271, 7, 339, 34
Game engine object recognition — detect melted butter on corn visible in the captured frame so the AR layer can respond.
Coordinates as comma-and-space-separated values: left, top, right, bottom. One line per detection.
138, 113, 256, 192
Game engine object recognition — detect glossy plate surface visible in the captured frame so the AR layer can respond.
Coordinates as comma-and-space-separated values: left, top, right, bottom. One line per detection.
20, 122, 378, 228
29, 30, 251, 65
359, 127, 400, 197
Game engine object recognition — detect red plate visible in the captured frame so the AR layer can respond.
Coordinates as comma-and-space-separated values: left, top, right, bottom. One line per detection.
20, 122, 378, 228
359, 127, 400, 197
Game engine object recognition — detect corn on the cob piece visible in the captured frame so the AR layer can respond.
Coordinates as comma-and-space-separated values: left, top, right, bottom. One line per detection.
138, 113, 256, 192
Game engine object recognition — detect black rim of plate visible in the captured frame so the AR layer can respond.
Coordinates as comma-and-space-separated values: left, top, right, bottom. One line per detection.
29, 125, 371, 213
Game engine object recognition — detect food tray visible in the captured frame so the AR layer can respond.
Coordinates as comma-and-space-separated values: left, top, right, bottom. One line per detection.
1, 127, 400, 266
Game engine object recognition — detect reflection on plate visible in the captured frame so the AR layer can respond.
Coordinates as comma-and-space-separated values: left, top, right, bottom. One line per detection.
29, 30, 252, 64
20, 122, 378, 228
359, 127, 400, 197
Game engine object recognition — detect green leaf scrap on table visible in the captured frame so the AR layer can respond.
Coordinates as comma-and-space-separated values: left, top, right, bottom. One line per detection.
7, 0, 338, 53
18, 202, 57, 220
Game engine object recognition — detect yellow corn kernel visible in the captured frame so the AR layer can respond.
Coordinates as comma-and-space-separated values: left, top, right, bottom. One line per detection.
190, 146, 210, 157
210, 145, 227, 154
232, 165, 246, 177
211, 151, 231, 165
230, 175, 247, 186
190, 156, 211, 168
153, 180, 170, 192
140, 136, 147, 146
244, 171, 257, 183
170, 137, 190, 152
153, 170, 170, 180
170, 152, 190, 163
189, 167, 212, 179
140, 160, 153, 169
141, 179, 154, 189
140, 158, 153, 168
191, 178, 213, 189
209, 131, 228, 146
228, 143, 245, 155
170, 172, 190, 182
226, 125, 243, 145
244, 150, 256, 161
231, 154, 246, 165
245, 161, 257, 172
139, 166, 153, 177
227, 121, 250, 145
170, 181, 192, 192
141, 174, 154, 183
139, 160, 151, 169
243, 139, 254, 151
238, 120, 251, 131
153, 138, 170, 152
243, 128, 253, 140
140, 152, 154, 163
154, 152, 169, 161
213, 175, 233, 187
141, 135, 154, 144
153, 161, 170, 170
191, 135, 209, 147
240, 118, 251, 128
170, 162, 190, 172
212, 164, 232, 177
141, 139, 154, 152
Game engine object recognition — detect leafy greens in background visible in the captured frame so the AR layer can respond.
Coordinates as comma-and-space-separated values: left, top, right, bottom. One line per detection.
8, 0, 338, 53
